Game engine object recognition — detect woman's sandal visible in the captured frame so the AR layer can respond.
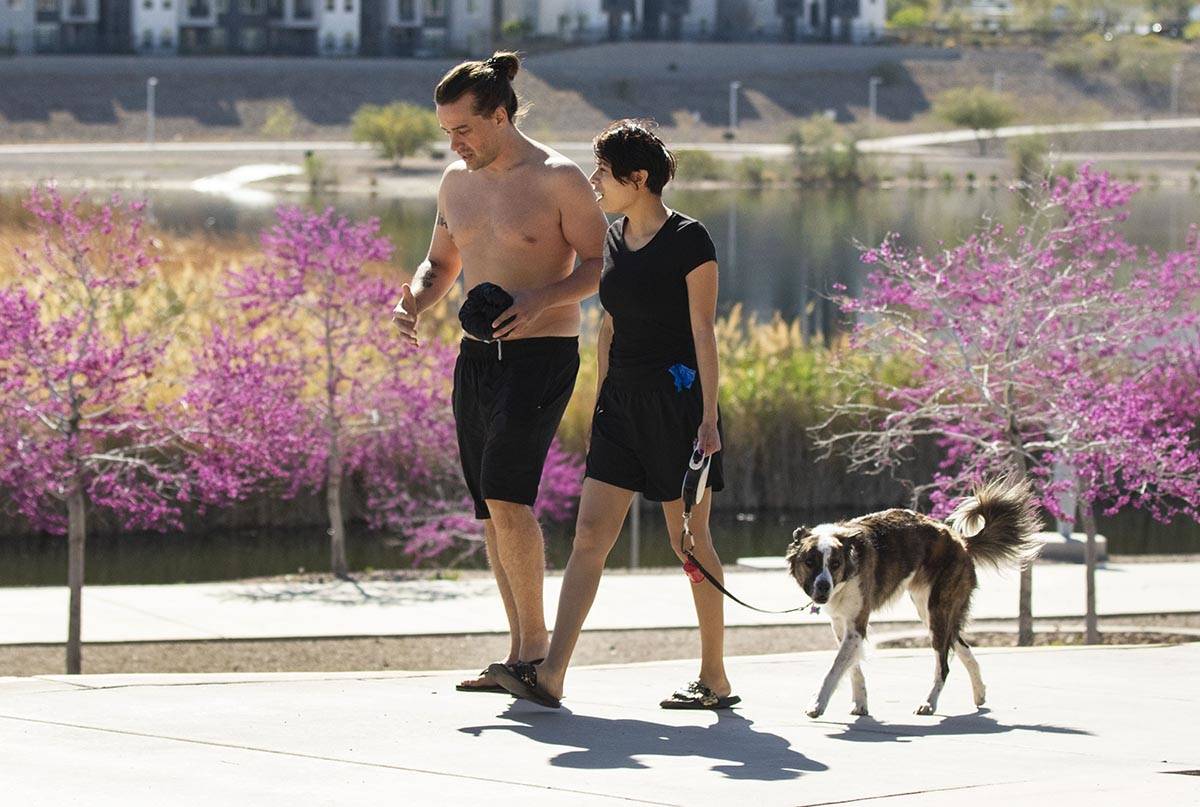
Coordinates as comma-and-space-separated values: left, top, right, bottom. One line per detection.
487, 660, 561, 709
456, 658, 544, 694
659, 680, 741, 710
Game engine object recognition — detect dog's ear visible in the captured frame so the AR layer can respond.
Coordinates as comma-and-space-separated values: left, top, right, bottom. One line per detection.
785, 527, 808, 576
844, 532, 865, 577
788, 526, 808, 548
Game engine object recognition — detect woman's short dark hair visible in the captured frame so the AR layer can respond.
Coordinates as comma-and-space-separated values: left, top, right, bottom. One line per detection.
593, 119, 676, 196
434, 51, 522, 123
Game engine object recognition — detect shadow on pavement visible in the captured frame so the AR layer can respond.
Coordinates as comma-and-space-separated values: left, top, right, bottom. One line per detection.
222, 578, 488, 607
826, 708, 1093, 743
460, 706, 826, 781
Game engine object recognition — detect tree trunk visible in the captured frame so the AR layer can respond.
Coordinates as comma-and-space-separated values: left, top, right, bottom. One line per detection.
1018, 564, 1033, 646
66, 487, 86, 675
327, 450, 348, 579
1081, 502, 1100, 645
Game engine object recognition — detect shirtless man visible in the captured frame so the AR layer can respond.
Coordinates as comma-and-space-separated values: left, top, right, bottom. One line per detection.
392, 52, 608, 691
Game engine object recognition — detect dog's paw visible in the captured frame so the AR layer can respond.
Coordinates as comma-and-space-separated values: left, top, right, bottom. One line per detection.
850, 703, 869, 717
914, 703, 935, 716
805, 700, 826, 719
973, 688, 987, 708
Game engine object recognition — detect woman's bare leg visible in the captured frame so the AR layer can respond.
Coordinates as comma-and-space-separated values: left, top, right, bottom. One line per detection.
661, 493, 730, 697
535, 478, 635, 700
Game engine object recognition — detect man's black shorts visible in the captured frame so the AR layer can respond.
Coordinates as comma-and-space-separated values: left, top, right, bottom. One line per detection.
585, 365, 724, 502
452, 336, 579, 520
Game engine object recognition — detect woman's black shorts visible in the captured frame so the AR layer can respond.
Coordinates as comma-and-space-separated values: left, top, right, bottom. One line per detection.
452, 336, 579, 520
585, 365, 724, 502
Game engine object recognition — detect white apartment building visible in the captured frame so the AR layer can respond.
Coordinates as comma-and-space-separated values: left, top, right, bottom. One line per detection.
526, 0, 883, 43
1, 0, 36, 53
132, 0, 178, 51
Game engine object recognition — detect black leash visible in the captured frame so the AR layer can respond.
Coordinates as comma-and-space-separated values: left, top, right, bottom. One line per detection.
680, 447, 817, 616
683, 548, 814, 615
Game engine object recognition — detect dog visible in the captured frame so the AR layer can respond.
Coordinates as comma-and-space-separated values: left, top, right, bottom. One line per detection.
786, 476, 1043, 718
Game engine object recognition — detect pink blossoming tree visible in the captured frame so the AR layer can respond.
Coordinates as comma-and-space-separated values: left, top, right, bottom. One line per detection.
0, 188, 239, 673
819, 166, 1200, 645
223, 206, 583, 576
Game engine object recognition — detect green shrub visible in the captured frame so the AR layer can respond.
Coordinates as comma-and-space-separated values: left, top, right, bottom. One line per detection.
736, 157, 768, 186
351, 102, 440, 165
889, 5, 927, 29
674, 149, 725, 182
787, 114, 864, 185
932, 87, 1017, 155
260, 104, 300, 140
1009, 134, 1048, 184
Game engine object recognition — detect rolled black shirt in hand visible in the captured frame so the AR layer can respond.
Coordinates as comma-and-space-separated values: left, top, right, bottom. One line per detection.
586, 210, 725, 501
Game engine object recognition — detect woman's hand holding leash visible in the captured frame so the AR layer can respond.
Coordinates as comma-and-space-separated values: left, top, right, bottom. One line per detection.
695, 419, 720, 456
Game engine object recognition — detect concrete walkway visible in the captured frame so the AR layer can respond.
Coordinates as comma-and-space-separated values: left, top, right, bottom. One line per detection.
1, 643, 1196, 805
1, 561, 1196, 644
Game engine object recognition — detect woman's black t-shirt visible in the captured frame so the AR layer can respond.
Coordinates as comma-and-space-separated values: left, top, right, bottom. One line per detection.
599, 211, 717, 372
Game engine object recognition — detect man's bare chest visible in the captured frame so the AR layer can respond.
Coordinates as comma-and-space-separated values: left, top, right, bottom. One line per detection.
444, 184, 561, 251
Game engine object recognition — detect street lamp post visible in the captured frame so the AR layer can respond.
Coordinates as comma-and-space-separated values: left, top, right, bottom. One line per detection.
1171, 63, 1183, 117
868, 75, 882, 127
146, 77, 158, 148
729, 80, 742, 132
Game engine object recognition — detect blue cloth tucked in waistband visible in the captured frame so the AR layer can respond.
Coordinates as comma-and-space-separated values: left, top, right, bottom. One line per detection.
667, 363, 697, 392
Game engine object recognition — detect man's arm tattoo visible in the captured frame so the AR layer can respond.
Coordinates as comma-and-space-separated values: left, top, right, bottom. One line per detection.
412, 260, 439, 295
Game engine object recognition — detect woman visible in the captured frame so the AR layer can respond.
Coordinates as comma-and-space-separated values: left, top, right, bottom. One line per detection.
491, 119, 735, 710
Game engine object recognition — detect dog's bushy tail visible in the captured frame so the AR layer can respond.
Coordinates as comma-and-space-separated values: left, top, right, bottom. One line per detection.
947, 475, 1044, 569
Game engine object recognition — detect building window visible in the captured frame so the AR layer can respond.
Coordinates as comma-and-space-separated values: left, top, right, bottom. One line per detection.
36, 0, 54, 12
163, 0, 172, 7
160, 27, 173, 46
423, 0, 440, 16
322, 31, 334, 49
294, 0, 312, 17
68, 0, 86, 16
342, 31, 353, 49
397, 0, 414, 19
324, 0, 332, 9
239, 0, 264, 13
343, 0, 351, 10
466, 0, 474, 12
141, 27, 153, 47
189, 0, 213, 15
143, 0, 151, 8
240, 25, 264, 50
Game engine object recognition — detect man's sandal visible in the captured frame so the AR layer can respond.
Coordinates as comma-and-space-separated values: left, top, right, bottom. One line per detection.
659, 680, 741, 710
456, 658, 544, 694
488, 660, 561, 709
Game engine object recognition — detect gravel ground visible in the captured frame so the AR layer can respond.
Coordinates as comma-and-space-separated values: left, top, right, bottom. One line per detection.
4, 613, 1198, 677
